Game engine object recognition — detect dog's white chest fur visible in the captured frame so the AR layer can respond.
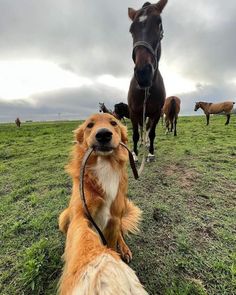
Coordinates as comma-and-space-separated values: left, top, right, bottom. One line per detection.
92, 157, 120, 231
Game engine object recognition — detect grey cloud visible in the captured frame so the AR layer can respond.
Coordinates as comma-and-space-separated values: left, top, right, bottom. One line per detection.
163, 1, 236, 82
1, 81, 235, 123
0, 84, 127, 122
0, 0, 236, 121
1, 0, 236, 80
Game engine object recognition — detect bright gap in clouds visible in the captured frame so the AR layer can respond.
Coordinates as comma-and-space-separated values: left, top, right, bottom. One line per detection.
97, 67, 196, 97
0, 60, 92, 101
0, 60, 197, 102
97, 74, 130, 92
161, 63, 196, 96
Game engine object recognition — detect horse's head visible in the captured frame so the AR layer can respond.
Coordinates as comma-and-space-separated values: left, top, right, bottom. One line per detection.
194, 102, 200, 111
128, 1, 167, 88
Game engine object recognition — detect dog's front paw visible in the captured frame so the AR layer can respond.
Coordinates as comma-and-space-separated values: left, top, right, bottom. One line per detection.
118, 243, 133, 264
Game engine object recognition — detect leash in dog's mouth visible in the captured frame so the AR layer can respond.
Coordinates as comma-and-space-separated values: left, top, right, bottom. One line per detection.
79, 142, 139, 246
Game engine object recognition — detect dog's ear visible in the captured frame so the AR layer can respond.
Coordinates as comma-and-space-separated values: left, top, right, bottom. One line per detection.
120, 125, 128, 144
74, 125, 84, 144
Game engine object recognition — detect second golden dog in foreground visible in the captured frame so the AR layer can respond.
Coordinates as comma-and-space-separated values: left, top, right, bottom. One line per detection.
58, 113, 147, 294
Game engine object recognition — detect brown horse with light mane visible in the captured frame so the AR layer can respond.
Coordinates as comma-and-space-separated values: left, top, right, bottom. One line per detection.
128, 0, 167, 162
163, 96, 181, 136
194, 101, 235, 125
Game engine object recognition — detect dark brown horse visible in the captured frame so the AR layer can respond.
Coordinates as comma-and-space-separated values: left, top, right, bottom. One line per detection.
15, 117, 21, 128
128, 0, 167, 162
194, 101, 235, 125
113, 102, 130, 119
163, 96, 181, 136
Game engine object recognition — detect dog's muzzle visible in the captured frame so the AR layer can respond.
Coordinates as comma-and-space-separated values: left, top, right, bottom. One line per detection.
93, 128, 113, 153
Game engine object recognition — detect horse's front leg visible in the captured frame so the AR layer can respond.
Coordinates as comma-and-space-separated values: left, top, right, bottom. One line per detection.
147, 116, 160, 162
174, 117, 177, 136
165, 118, 169, 135
131, 120, 139, 162
206, 114, 210, 125
225, 114, 230, 125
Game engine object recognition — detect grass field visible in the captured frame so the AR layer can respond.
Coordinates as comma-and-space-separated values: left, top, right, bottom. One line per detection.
0, 115, 235, 295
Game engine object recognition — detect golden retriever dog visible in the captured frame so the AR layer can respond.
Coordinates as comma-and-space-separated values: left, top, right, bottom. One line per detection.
58, 113, 145, 294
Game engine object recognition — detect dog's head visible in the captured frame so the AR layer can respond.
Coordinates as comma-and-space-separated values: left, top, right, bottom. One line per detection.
75, 113, 128, 156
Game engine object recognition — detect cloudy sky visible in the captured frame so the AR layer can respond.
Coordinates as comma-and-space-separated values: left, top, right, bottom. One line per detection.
0, 0, 236, 122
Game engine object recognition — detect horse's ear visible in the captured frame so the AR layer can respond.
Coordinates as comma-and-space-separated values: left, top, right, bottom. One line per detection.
74, 124, 84, 144
155, 0, 168, 13
120, 124, 128, 145
128, 8, 137, 20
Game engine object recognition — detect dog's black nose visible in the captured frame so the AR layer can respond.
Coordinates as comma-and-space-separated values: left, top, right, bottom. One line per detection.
96, 128, 112, 143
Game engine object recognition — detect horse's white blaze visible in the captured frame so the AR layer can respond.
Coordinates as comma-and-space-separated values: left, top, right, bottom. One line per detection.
92, 157, 120, 231
139, 15, 147, 22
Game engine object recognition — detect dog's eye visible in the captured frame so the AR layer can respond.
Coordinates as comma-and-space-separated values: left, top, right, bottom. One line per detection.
87, 122, 94, 128
110, 121, 117, 126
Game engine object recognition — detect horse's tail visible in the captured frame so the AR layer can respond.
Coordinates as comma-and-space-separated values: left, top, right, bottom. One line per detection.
169, 98, 177, 121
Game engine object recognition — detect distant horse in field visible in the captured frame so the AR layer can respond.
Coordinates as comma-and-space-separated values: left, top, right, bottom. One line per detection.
194, 101, 235, 125
15, 117, 21, 128
163, 96, 181, 136
128, 0, 167, 162
113, 102, 130, 124
98, 102, 113, 116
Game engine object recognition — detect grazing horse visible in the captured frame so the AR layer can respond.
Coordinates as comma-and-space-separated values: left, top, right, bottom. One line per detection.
194, 101, 235, 125
163, 96, 181, 136
113, 102, 130, 124
98, 102, 113, 115
15, 117, 21, 128
128, 0, 167, 162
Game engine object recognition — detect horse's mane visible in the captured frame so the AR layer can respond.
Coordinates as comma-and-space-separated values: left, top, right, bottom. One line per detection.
142, 2, 151, 8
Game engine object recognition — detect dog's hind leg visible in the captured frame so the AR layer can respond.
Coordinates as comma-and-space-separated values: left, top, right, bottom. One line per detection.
59, 208, 70, 234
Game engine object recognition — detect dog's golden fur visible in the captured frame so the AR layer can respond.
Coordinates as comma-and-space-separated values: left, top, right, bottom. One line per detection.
58, 113, 145, 294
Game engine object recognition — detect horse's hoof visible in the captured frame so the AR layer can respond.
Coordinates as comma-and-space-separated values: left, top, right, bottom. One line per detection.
147, 153, 155, 162
132, 151, 138, 163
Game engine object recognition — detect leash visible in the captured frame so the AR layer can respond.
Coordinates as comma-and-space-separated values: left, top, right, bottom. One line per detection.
119, 142, 139, 180
79, 143, 139, 246
138, 87, 150, 176
79, 147, 107, 246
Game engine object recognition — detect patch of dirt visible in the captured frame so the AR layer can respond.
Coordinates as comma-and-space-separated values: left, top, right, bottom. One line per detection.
153, 207, 171, 223
164, 164, 199, 189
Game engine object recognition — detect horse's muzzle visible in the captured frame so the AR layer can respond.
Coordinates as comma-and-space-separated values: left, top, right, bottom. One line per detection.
134, 63, 154, 88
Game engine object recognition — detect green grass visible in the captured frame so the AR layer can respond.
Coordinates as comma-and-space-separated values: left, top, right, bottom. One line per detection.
0, 116, 235, 295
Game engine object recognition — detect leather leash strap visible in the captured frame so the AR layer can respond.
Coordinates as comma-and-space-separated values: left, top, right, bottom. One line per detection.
79, 143, 138, 246
79, 147, 107, 246
119, 142, 139, 179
